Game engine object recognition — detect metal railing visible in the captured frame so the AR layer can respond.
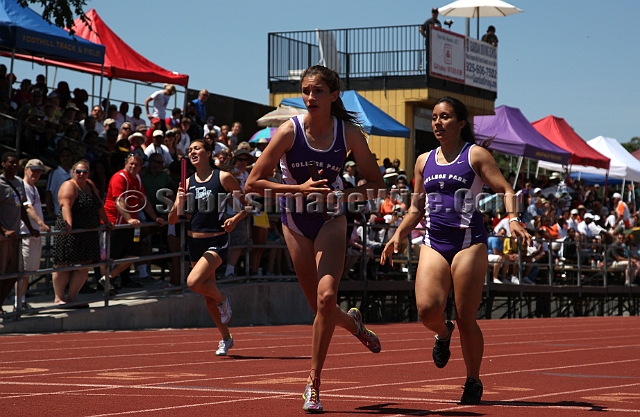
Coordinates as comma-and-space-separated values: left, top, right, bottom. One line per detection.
268, 25, 426, 83
2, 219, 638, 322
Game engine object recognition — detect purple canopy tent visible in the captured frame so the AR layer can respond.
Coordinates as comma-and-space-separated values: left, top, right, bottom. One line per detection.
474, 105, 572, 188
474, 105, 572, 165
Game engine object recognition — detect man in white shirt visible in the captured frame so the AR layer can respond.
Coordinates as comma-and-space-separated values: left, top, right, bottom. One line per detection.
566, 208, 579, 231
145, 84, 175, 130
18, 159, 50, 309
144, 130, 174, 167
115, 102, 130, 130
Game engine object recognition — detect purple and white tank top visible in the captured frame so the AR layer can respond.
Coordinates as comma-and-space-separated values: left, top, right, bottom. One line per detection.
280, 115, 346, 192
422, 143, 484, 231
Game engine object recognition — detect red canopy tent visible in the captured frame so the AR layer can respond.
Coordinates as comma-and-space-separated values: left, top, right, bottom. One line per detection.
632, 149, 640, 162
532, 115, 610, 170
8, 8, 188, 86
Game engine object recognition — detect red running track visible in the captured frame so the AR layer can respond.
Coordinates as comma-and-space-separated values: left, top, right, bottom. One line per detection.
0, 316, 639, 416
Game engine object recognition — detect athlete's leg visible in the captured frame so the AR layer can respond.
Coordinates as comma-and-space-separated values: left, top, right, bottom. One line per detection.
283, 217, 356, 384
414, 245, 453, 338
188, 254, 231, 339
450, 243, 487, 380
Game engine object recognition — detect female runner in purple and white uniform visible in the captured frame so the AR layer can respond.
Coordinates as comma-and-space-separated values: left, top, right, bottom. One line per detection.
246, 65, 386, 413
381, 97, 530, 405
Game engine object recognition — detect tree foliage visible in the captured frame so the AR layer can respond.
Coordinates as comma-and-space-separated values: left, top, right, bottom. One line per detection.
621, 136, 640, 154
17, 0, 90, 35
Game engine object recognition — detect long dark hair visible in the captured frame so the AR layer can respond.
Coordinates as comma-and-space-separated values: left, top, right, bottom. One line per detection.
434, 96, 493, 148
300, 65, 361, 127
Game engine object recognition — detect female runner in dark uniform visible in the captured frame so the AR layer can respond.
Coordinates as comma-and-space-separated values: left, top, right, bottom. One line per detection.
246, 65, 386, 413
381, 97, 530, 404
168, 139, 246, 356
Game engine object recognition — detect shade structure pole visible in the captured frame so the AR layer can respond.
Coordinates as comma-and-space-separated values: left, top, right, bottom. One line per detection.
476, 7, 480, 39
465, 18, 470, 37
98, 62, 105, 107
9, 48, 15, 98
603, 171, 609, 203
513, 156, 523, 189
106, 78, 112, 101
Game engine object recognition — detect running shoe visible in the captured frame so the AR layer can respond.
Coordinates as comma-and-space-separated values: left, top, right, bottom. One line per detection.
347, 308, 381, 353
217, 292, 232, 325
215, 336, 234, 356
432, 319, 455, 368
460, 377, 483, 404
302, 378, 322, 413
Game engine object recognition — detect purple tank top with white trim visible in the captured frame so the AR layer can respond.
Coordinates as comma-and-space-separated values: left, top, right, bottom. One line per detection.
422, 143, 484, 232
280, 115, 346, 192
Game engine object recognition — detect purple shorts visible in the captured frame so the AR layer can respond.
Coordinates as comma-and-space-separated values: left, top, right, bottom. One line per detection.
422, 226, 488, 264
281, 212, 341, 241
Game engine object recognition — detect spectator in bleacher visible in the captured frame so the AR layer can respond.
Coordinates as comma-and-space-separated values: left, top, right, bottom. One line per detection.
163, 129, 180, 163
488, 227, 507, 284
12, 79, 32, 107
184, 102, 203, 140
113, 102, 127, 130
236, 141, 251, 153
45, 147, 74, 219
567, 208, 579, 230
53, 81, 71, 108
203, 115, 221, 139
117, 121, 132, 141
52, 159, 108, 306
523, 229, 549, 285
89, 105, 105, 135
613, 192, 631, 230
16, 159, 50, 309
192, 89, 209, 121
145, 83, 175, 131
342, 160, 357, 188
166, 107, 182, 130
34, 74, 47, 95
607, 231, 640, 286
177, 118, 192, 159
214, 149, 231, 167
16, 88, 42, 120
145, 130, 174, 168
204, 131, 227, 156
250, 137, 268, 159
129, 105, 146, 130
71, 88, 87, 115
47, 91, 63, 121
0, 152, 40, 314
101, 154, 165, 290
145, 117, 162, 146
228, 121, 242, 151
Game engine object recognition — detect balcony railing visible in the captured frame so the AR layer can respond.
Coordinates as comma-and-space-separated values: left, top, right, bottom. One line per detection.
268, 25, 426, 83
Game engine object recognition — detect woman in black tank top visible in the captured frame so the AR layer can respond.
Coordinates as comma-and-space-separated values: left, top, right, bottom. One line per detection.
168, 139, 247, 356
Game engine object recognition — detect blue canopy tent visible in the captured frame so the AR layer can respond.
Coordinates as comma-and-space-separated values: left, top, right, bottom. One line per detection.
280, 90, 411, 138
0, 0, 104, 64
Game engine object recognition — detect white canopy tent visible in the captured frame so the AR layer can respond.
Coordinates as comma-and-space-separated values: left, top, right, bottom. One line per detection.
538, 136, 640, 183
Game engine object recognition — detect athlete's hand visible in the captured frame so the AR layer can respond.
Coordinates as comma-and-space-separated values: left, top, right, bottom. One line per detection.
510, 221, 532, 248
299, 177, 330, 196
380, 233, 402, 266
222, 217, 237, 232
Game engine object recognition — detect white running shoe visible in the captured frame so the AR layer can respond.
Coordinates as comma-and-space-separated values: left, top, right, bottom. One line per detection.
217, 292, 232, 324
492, 278, 503, 284
510, 276, 520, 284
302, 380, 322, 413
215, 336, 234, 356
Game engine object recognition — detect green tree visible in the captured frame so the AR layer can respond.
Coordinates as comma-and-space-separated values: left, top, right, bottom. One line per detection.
17, 0, 91, 35
621, 136, 640, 154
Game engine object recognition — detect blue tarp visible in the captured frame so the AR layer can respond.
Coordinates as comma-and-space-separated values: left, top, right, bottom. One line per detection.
0, 0, 104, 64
280, 90, 411, 138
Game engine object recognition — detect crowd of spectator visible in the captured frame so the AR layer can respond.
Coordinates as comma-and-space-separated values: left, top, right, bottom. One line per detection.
1, 68, 638, 314
486, 174, 640, 287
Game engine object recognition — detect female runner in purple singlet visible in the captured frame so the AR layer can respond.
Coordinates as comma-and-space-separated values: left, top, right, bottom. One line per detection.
246, 65, 386, 413
381, 96, 530, 405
